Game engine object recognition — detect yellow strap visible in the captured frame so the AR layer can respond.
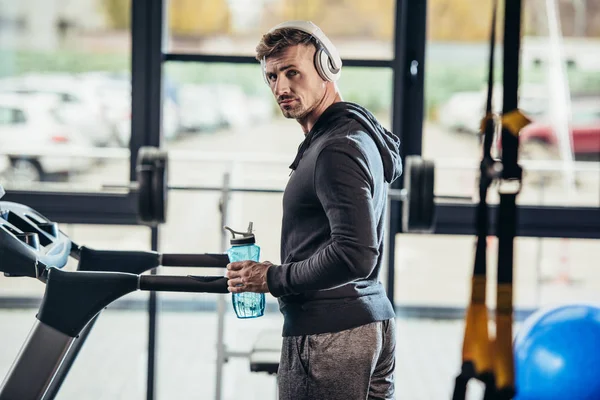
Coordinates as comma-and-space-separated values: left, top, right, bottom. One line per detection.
462, 276, 493, 375
471, 275, 486, 304
462, 302, 493, 375
501, 109, 531, 136
479, 113, 496, 135
496, 282, 513, 313
494, 313, 515, 390
494, 283, 515, 390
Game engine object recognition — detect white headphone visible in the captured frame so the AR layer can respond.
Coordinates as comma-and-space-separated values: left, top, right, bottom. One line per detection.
261, 20, 342, 84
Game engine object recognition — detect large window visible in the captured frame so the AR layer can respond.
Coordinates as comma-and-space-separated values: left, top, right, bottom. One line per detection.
0, 0, 132, 190
158, 63, 393, 275
161, 61, 393, 195
392, 234, 600, 310
166, 0, 396, 60
423, 0, 600, 208
162, 61, 393, 138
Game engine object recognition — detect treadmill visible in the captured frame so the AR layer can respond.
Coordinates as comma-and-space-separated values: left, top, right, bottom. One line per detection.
0, 197, 231, 400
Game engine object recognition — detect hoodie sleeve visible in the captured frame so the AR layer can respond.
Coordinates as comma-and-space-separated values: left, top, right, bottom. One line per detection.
266, 141, 380, 297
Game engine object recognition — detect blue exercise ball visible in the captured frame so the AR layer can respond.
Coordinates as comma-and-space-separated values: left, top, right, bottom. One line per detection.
514, 303, 600, 400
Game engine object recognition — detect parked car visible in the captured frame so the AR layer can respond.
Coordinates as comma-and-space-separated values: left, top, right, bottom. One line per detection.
178, 84, 223, 132
212, 84, 252, 130
437, 91, 485, 134
519, 105, 600, 159
0, 74, 115, 147
76, 73, 182, 147
178, 83, 273, 133
77, 72, 176, 145
0, 93, 95, 183
75, 72, 133, 144
113, 96, 181, 147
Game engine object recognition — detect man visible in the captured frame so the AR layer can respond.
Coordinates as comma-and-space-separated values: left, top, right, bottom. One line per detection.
225, 21, 402, 400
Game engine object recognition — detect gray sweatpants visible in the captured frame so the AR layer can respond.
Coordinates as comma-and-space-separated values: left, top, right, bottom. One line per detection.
277, 319, 396, 400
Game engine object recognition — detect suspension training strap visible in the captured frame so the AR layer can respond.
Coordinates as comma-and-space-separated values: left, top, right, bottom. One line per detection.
452, 2, 498, 399
495, 0, 530, 398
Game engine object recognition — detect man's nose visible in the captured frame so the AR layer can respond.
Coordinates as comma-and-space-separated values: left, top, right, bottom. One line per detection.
274, 76, 290, 97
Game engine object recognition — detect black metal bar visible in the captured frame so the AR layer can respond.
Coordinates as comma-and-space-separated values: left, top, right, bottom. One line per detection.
1, 189, 596, 239
401, 0, 426, 157
147, 227, 159, 400
139, 275, 229, 293
77, 247, 160, 274
387, 0, 408, 305
130, 0, 164, 181
434, 203, 600, 239
130, 0, 147, 181
164, 53, 258, 64
168, 186, 285, 194
148, 0, 164, 149
161, 253, 229, 268
163, 53, 394, 68
387, 0, 427, 303
0, 191, 138, 225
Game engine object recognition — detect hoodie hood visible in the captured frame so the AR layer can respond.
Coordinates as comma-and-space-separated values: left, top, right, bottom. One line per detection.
289, 102, 402, 183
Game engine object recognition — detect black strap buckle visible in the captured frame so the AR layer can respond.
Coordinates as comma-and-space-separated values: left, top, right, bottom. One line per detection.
497, 164, 523, 195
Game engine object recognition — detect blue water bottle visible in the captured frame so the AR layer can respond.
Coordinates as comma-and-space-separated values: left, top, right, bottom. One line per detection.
224, 222, 265, 319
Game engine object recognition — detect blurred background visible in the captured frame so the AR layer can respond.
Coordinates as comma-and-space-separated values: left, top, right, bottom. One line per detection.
0, 0, 598, 399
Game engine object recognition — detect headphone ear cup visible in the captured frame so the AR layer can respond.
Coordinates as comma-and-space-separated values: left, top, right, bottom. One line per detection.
329, 56, 341, 82
314, 48, 332, 82
316, 48, 341, 82
260, 58, 269, 85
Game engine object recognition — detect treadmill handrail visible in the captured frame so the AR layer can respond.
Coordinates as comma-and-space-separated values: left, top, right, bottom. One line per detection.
37, 268, 229, 338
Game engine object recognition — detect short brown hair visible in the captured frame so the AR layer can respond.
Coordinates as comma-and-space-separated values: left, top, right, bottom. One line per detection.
255, 28, 318, 61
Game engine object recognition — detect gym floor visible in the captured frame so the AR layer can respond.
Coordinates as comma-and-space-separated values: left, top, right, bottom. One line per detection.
0, 308, 488, 400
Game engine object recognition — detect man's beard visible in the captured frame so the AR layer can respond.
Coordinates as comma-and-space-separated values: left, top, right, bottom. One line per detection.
281, 102, 307, 119
282, 106, 302, 119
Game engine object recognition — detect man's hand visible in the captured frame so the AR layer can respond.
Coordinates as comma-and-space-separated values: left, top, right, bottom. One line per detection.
226, 261, 273, 293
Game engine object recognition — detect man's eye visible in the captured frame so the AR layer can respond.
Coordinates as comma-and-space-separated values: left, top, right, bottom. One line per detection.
287, 70, 298, 77
268, 74, 276, 81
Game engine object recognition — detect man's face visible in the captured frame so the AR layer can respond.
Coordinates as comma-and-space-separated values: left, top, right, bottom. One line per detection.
264, 44, 326, 119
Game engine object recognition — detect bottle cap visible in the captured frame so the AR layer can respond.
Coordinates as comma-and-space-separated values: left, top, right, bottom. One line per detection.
224, 222, 256, 245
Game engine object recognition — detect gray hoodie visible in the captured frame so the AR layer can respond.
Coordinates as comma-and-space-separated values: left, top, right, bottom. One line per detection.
267, 101, 403, 337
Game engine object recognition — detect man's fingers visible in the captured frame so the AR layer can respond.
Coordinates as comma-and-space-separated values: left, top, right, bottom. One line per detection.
228, 285, 244, 293
225, 269, 241, 279
225, 261, 270, 293
226, 261, 247, 271
228, 283, 259, 293
227, 276, 244, 285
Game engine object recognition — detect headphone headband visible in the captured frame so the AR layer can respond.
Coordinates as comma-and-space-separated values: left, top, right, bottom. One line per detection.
268, 20, 342, 72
